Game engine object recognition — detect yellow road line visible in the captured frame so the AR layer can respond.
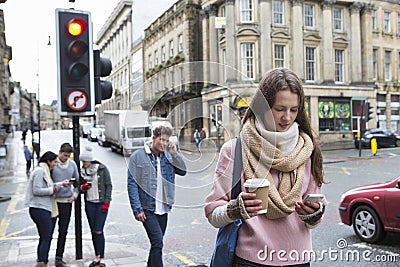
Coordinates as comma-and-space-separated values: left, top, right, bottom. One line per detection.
342, 167, 351, 175
170, 251, 196, 265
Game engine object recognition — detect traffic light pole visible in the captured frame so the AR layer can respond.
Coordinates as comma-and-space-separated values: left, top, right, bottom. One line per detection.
72, 116, 83, 259
358, 101, 365, 158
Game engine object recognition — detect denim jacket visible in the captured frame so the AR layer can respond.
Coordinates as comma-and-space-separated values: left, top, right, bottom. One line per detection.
127, 144, 186, 215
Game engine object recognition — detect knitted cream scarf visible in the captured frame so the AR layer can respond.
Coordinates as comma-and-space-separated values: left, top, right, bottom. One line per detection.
240, 116, 314, 219
39, 162, 58, 218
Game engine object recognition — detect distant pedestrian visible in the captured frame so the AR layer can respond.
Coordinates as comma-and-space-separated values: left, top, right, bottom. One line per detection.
33, 131, 40, 159
80, 147, 113, 267
24, 145, 33, 175
128, 126, 187, 267
22, 129, 27, 145
25, 151, 71, 267
51, 143, 80, 267
193, 129, 200, 148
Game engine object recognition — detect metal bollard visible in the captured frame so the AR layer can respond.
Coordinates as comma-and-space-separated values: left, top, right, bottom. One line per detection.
371, 138, 377, 156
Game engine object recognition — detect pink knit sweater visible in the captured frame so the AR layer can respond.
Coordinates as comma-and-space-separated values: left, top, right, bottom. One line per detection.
204, 139, 324, 266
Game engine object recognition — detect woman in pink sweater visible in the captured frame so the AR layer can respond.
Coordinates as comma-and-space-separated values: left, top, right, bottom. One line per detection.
205, 68, 327, 266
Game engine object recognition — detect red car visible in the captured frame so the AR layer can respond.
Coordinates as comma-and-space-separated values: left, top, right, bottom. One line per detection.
338, 176, 400, 243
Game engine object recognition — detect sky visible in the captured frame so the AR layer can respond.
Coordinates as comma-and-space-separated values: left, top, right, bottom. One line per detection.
1, 0, 177, 105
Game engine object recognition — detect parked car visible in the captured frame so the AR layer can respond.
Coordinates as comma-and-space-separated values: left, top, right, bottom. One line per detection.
338, 176, 400, 243
88, 127, 100, 142
97, 127, 109, 147
354, 129, 400, 149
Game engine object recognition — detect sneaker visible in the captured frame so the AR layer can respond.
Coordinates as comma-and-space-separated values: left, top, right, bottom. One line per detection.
55, 259, 69, 267
88, 261, 100, 267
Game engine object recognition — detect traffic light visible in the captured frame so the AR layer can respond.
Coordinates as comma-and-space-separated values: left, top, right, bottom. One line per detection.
366, 102, 373, 122
56, 9, 94, 116
215, 104, 223, 126
93, 49, 113, 104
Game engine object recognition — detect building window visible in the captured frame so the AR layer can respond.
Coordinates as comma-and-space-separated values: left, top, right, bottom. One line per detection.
178, 34, 183, 52
170, 70, 175, 88
333, 8, 343, 31
241, 43, 255, 79
335, 49, 344, 83
169, 40, 174, 58
161, 45, 166, 62
222, 48, 227, 82
304, 4, 314, 28
398, 52, 400, 82
371, 10, 377, 30
384, 50, 391, 81
384, 11, 391, 33
274, 44, 285, 68
148, 54, 152, 69
273, 1, 284, 25
318, 98, 351, 131
155, 50, 159, 66
398, 12, 400, 35
305, 47, 316, 81
240, 0, 253, 22
373, 49, 378, 80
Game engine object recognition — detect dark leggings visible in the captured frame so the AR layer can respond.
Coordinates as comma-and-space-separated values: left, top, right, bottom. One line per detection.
29, 207, 53, 263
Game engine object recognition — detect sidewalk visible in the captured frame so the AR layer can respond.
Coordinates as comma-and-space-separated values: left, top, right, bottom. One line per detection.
0, 132, 177, 267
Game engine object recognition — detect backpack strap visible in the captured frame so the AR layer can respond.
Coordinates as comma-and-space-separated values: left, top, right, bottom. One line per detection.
231, 137, 242, 199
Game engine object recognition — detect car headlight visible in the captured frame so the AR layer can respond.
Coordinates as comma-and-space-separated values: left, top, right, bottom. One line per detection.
340, 193, 347, 203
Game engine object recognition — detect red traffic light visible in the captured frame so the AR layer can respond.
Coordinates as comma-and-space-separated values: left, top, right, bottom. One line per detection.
68, 18, 87, 36
217, 105, 222, 111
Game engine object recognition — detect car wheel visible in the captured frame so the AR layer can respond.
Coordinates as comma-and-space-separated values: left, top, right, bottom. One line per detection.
395, 139, 400, 147
352, 205, 386, 243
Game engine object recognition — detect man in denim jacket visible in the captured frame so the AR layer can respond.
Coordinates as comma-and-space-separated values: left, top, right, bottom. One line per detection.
128, 125, 186, 267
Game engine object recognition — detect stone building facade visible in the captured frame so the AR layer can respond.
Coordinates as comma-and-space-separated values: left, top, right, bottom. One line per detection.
95, 0, 134, 125
142, 0, 203, 140
200, 0, 400, 148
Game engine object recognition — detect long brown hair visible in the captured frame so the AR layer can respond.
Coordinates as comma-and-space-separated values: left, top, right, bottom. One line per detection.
242, 68, 326, 185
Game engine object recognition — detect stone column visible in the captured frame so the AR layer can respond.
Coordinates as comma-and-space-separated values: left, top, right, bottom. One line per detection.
350, 3, 362, 82
209, 5, 219, 85
260, 0, 272, 75
201, 9, 210, 85
225, 0, 236, 82
321, 0, 334, 82
361, 3, 374, 81
290, 0, 304, 78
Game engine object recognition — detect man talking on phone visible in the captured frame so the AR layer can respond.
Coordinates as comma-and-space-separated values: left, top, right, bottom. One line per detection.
127, 125, 186, 267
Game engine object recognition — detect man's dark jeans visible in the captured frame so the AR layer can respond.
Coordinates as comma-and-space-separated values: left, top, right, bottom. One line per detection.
52, 202, 72, 261
29, 207, 53, 264
142, 211, 168, 267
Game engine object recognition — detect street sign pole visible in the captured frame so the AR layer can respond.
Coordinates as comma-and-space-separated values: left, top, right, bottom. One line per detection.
72, 116, 83, 259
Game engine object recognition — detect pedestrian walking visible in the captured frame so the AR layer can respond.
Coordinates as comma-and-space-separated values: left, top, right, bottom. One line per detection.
33, 131, 40, 159
22, 128, 27, 145
80, 147, 112, 267
127, 126, 187, 267
205, 68, 328, 266
25, 151, 71, 267
193, 129, 200, 148
51, 143, 79, 267
24, 145, 33, 175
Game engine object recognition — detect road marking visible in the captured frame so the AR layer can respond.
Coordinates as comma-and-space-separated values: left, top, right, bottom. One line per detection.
341, 167, 351, 175
191, 219, 201, 225
170, 251, 196, 265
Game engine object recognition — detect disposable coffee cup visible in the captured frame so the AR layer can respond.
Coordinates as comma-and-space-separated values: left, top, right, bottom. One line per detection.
244, 178, 270, 214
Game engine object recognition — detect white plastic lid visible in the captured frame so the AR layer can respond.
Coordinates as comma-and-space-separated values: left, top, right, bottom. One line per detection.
243, 178, 270, 188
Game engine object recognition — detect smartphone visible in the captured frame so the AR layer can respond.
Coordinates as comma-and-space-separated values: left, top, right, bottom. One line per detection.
303, 194, 324, 203
70, 177, 76, 182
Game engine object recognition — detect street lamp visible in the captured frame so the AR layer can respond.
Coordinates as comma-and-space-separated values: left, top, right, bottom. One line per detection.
35, 35, 52, 158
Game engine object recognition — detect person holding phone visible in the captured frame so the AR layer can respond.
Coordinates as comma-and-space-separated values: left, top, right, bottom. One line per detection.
127, 126, 187, 267
51, 143, 80, 267
25, 151, 71, 267
205, 68, 328, 266
80, 147, 113, 267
